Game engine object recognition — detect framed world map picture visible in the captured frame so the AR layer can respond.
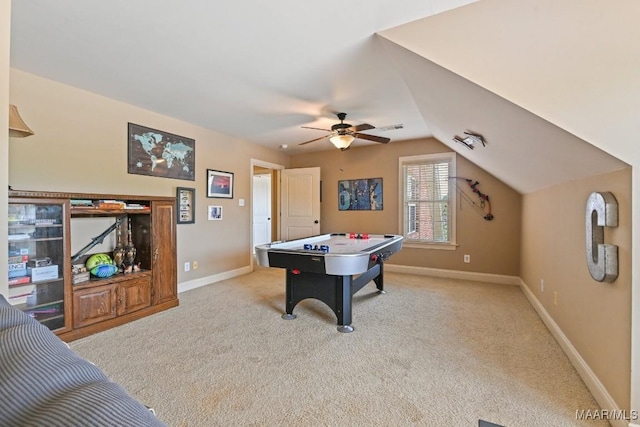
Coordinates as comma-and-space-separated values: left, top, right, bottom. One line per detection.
127, 123, 195, 181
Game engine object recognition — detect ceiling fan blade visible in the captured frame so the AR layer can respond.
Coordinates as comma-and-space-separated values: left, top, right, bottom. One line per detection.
351, 123, 375, 132
299, 135, 330, 145
301, 126, 331, 132
354, 133, 391, 144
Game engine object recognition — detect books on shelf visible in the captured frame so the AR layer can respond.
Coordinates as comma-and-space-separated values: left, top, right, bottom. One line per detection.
72, 263, 90, 284
125, 203, 149, 210
8, 234, 30, 241
72, 271, 90, 285
8, 261, 28, 278
8, 293, 32, 306
8, 276, 31, 286
8, 284, 35, 305
98, 200, 126, 209
8, 284, 36, 305
70, 199, 149, 210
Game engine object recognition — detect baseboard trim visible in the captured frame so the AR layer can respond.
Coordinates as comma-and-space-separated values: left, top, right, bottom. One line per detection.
178, 265, 253, 294
519, 279, 627, 427
385, 264, 520, 286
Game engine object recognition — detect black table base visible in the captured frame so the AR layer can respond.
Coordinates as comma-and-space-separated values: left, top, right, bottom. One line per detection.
281, 262, 385, 332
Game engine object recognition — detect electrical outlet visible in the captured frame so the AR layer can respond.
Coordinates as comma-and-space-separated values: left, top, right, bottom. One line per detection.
553, 291, 558, 306
184, 262, 190, 272
192, 261, 198, 270
541, 279, 545, 292
463, 254, 471, 263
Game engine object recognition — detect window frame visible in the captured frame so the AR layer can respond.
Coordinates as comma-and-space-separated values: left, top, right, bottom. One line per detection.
398, 152, 457, 250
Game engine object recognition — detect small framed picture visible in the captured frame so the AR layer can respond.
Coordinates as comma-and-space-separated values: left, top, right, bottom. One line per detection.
208, 206, 223, 220
176, 187, 196, 224
207, 169, 234, 198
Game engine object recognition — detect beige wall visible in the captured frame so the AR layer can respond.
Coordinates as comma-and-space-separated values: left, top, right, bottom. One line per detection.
290, 138, 522, 276
8, 69, 289, 284
520, 167, 632, 409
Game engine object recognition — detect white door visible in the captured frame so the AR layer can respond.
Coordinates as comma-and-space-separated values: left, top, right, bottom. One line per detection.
253, 174, 272, 249
281, 167, 321, 240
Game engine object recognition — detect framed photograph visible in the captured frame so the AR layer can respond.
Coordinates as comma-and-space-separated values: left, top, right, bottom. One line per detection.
176, 187, 195, 224
128, 123, 195, 181
207, 169, 234, 198
208, 206, 223, 220
338, 178, 383, 211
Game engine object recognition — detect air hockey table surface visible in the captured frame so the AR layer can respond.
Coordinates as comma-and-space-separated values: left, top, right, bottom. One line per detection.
255, 233, 403, 276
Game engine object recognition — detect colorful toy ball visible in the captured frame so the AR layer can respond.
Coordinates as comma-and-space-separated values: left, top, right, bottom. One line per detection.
86, 253, 118, 278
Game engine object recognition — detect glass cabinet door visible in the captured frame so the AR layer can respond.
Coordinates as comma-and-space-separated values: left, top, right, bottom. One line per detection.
8, 200, 68, 331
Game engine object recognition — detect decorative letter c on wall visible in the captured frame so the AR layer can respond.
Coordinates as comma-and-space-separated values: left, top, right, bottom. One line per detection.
585, 192, 618, 283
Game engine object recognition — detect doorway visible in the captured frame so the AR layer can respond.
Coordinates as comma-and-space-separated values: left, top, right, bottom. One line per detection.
252, 172, 272, 249
250, 160, 321, 266
250, 160, 283, 260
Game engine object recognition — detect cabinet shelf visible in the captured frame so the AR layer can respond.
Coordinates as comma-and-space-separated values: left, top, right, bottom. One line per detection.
9, 237, 64, 243
16, 299, 64, 312
72, 270, 151, 290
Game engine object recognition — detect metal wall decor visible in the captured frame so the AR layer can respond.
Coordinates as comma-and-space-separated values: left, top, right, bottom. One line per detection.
585, 191, 618, 283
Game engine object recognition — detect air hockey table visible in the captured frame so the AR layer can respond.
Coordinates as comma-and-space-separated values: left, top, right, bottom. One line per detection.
255, 233, 403, 332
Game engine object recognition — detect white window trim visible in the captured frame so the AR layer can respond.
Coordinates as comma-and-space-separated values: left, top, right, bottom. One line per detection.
398, 152, 457, 250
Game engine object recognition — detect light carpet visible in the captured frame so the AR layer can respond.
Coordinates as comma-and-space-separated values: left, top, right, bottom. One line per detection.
70, 267, 608, 426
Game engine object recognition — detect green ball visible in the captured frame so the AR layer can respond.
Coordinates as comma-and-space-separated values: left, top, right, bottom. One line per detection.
86, 253, 114, 271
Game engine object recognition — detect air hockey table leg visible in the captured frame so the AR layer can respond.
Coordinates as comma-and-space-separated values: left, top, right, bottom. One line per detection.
282, 269, 297, 320
336, 275, 354, 333
374, 262, 386, 294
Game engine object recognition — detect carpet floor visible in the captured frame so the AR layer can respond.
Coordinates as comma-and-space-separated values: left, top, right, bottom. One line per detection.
70, 267, 609, 426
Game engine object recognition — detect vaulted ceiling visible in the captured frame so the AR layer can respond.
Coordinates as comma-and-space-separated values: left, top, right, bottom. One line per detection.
10, 0, 632, 194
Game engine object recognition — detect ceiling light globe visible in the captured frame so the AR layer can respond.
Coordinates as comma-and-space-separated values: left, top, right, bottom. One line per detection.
329, 134, 354, 149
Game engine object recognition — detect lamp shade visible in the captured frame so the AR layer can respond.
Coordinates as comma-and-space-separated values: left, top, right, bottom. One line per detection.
329, 134, 354, 149
9, 104, 34, 138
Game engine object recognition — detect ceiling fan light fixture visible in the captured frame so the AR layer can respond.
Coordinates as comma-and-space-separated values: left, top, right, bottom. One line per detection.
329, 134, 354, 149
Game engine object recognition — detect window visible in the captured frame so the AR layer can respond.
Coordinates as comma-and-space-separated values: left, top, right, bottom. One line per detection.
399, 153, 456, 247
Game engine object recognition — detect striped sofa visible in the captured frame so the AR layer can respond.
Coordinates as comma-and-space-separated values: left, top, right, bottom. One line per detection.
0, 295, 165, 427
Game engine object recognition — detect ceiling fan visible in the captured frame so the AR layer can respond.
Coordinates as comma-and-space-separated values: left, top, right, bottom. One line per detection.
299, 112, 403, 150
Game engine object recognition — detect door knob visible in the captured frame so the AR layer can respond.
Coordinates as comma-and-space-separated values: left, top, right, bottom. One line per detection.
314, 220, 319, 224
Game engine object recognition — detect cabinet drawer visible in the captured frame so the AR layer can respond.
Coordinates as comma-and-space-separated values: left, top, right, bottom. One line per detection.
73, 284, 117, 328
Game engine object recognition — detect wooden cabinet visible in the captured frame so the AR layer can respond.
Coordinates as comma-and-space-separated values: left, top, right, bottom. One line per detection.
8, 190, 179, 341
72, 272, 152, 328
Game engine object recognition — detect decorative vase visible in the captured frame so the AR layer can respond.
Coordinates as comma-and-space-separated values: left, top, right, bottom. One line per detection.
124, 218, 137, 272
112, 227, 125, 272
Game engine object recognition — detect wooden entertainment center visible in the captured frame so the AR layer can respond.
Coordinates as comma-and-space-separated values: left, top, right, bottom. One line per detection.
7, 190, 179, 341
